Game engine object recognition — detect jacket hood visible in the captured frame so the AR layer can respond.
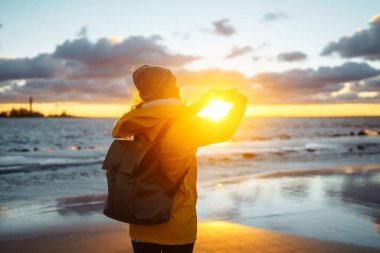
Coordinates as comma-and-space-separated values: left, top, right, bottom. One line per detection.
112, 104, 185, 140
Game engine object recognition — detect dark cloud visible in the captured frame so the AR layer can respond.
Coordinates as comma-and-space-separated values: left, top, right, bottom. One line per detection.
59, 60, 128, 80
262, 11, 289, 22
321, 14, 380, 60
3, 62, 378, 104
1, 28, 379, 105
224, 46, 253, 59
212, 19, 235, 36
277, 51, 307, 62
176, 63, 380, 104
350, 76, 380, 92
363, 78, 380, 91
250, 62, 380, 103
0, 35, 199, 103
0, 35, 198, 82
0, 78, 131, 103
54, 36, 198, 67
252, 62, 379, 90
0, 54, 58, 81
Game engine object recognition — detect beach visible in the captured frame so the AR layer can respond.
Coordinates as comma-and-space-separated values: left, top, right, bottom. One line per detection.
1, 221, 380, 253
1, 117, 380, 251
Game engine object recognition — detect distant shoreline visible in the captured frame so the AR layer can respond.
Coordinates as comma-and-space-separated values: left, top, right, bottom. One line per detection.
1, 115, 379, 119
0, 115, 76, 118
0, 108, 74, 118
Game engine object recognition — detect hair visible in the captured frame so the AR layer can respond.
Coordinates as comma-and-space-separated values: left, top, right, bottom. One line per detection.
130, 88, 143, 111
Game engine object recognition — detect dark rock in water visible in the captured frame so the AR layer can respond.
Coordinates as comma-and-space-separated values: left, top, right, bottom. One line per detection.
242, 152, 257, 158
251, 136, 268, 141
348, 148, 353, 152
9, 148, 29, 152
77, 146, 82, 150
208, 156, 231, 163
332, 133, 351, 137
357, 129, 378, 136
33, 147, 39, 151
306, 148, 316, 152
357, 145, 366, 150
278, 134, 290, 140
220, 157, 231, 162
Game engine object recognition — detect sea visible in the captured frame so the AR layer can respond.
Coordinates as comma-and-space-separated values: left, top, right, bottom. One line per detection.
0, 117, 379, 248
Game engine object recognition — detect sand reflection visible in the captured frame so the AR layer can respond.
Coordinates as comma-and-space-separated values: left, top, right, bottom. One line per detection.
198, 166, 380, 247
55, 194, 106, 216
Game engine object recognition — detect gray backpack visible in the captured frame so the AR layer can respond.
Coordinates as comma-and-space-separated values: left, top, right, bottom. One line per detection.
102, 118, 188, 224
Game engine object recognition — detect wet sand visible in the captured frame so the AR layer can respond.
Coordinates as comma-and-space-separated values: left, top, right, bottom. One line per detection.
1, 221, 379, 253
1, 164, 380, 250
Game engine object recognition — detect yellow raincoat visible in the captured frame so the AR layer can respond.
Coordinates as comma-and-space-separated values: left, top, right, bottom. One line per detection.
112, 97, 246, 245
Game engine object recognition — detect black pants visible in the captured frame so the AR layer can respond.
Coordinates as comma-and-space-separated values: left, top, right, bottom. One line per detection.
131, 240, 194, 253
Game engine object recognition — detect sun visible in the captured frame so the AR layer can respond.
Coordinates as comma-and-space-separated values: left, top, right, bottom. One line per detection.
197, 99, 233, 122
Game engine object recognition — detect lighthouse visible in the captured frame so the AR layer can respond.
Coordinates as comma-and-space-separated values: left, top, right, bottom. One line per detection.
29, 96, 33, 114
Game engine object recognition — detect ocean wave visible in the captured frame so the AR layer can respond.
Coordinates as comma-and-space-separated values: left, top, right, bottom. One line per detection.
0, 160, 102, 175
256, 164, 380, 178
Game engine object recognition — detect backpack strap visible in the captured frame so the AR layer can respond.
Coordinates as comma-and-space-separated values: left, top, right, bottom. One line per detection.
154, 117, 178, 142
133, 118, 177, 142
154, 117, 191, 198
167, 164, 190, 198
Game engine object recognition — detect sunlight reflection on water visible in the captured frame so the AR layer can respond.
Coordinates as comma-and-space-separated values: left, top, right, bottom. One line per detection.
197, 171, 380, 248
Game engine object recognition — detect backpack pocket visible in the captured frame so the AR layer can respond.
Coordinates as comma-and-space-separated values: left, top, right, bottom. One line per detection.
104, 170, 135, 222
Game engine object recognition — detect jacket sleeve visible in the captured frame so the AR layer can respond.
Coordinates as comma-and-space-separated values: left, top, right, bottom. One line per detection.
187, 96, 247, 146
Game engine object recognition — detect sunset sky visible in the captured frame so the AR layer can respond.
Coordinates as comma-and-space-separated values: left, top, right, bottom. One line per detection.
1, 0, 380, 117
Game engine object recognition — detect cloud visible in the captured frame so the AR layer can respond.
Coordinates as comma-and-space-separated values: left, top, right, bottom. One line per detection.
0, 54, 58, 81
0, 35, 198, 82
77, 26, 88, 38
277, 51, 307, 62
54, 36, 198, 67
321, 13, 380, 60
1, 30, 380, 105
2, 61, 380, 104
176, 63, 380, 104
0, 78, 131, 103
350, 76, 380, 92
224, 46, 253, 59
262, 11, 289, 22
250, 62, 380, 103
0, 35, 199, 103
328, 79, 380, 102
1, 68, 252, 104
212, 18, 235, 36
363, 78, 380, 91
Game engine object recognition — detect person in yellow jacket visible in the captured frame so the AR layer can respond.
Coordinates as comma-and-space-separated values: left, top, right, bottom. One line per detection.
112, 65, 247, 253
